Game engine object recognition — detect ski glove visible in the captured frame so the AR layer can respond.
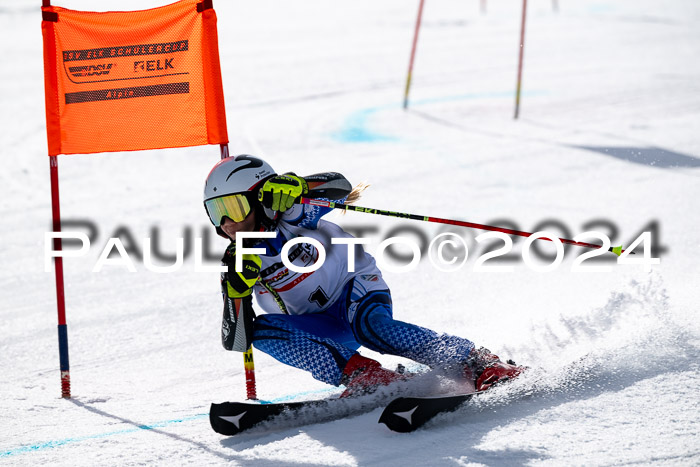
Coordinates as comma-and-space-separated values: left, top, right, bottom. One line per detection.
258, 174, 308, 213
222, 244, 262, 298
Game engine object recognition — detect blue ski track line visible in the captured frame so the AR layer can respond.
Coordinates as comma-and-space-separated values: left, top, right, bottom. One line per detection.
333, 90, 548, 143
0, 387, 340, 459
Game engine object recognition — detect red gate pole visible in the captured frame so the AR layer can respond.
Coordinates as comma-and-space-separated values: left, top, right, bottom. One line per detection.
44, 0, 70, 400
219, 143, 229, 160
49, 155, 71, 398
403, 0, 425, 109
514, 0, 528, 119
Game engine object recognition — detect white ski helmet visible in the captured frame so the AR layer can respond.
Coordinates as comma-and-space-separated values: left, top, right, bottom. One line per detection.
203, 155, 275, 228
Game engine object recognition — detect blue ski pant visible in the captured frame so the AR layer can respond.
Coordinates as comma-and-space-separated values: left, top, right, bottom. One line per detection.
252, 278, 475, 386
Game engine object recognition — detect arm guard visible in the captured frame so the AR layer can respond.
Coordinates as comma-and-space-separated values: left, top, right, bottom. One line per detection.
304, 172, 352, 200
221, 293, 256, 352
281, 172, 352, 229
220, 245, 257, 351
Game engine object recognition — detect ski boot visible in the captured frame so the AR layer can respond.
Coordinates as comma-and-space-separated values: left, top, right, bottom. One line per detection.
340, 354, 407, 398
465, 347, 525, 392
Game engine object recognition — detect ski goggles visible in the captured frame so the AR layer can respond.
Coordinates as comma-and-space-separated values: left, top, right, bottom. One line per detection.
204, 193, 252, 226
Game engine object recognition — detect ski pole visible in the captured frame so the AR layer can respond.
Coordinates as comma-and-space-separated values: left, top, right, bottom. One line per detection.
299, 198, 630, 256
403, 0, 425, 109
514, 0, 528, 119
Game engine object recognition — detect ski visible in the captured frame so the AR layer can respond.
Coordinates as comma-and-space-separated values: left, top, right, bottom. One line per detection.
210, 399, 328, 435
211, 389, 402, 436
209, 369, 434, 436
378, 391, 483, 433
379, 357, 599, 432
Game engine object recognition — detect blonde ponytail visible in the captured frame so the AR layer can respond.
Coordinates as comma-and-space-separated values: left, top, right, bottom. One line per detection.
345, 182, 370, 205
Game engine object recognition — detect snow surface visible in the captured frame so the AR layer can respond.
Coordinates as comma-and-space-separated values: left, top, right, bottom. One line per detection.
1, 0, 700, 465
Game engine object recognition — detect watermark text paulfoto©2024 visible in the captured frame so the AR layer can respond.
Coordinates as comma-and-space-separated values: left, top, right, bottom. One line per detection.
45, 225, 662, 274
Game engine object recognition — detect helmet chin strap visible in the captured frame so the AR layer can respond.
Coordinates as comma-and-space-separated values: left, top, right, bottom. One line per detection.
215, 226, 228, 239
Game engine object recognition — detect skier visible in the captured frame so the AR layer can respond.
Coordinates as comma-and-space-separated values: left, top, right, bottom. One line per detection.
203, 154, 524, 397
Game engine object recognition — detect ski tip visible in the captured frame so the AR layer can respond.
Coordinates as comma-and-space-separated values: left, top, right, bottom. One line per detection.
209, 403, 237, 436
378, 398, 420, 433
